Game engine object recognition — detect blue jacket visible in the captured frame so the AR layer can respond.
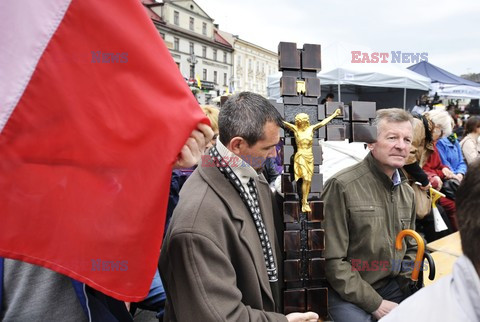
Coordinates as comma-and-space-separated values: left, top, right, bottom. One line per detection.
436, 137, 467, 175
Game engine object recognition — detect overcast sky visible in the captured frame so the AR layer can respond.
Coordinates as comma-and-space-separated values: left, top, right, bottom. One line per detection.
195, 0, 480, 76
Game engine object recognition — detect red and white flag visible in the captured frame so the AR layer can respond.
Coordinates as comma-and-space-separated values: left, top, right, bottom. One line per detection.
0, 0, 207, 301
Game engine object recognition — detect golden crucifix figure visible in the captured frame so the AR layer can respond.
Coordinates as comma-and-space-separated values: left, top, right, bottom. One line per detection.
283, 109, 342, 212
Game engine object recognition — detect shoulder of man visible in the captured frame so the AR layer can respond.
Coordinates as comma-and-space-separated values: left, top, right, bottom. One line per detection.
325, 158, 370, 187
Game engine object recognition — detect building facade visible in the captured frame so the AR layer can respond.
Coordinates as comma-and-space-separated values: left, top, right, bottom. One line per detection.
142, 0, 277, 99
143, 0, 233, 103
219, 32, 278, 97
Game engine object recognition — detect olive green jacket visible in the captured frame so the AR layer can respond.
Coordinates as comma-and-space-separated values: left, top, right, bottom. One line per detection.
322, 152, 416, 313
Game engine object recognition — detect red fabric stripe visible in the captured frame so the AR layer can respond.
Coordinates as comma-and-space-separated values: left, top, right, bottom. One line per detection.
0, 0, 206, 301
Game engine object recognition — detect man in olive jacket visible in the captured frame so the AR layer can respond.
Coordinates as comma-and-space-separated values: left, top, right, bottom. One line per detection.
159, 92, 318, 322
321, 108, 417, 321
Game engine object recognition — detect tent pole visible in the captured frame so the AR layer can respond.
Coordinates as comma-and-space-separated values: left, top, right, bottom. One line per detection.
338, 83, 341, 102
403, 87, 407, 110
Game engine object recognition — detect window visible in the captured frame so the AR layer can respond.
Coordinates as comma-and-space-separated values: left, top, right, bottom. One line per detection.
189, 17, 194, 31
189, 42, 194, 54
223, 52, 227, 63
174, 11, 179, 25
223, 73, 227, 86
248, 59, 252, 70
213, 71, 217, 84
160, 32, 165, 40
237, 55, 241, 66
202, 46, 206, 58
213, 49, 217, 61
203, 69, 207, 80
202, 22, 207, 35
174, 37, 179, 51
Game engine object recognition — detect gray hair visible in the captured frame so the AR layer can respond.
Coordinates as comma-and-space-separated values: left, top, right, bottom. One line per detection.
373, 108, 414, 130
424, 109, 453, 137
219, 92, 283, 146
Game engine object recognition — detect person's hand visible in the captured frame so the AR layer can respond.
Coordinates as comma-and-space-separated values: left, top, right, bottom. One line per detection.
372, 300, 398, 320
418, 182, 431, 191
286, 311, 320, 322
432, 176, 443, 190
442, 167, 454, 179
455, 173, 464, 182
174, 123, 214, 169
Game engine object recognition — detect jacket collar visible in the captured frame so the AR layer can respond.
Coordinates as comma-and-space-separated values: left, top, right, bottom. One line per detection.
364, 152, 406, 189
197, 157, 276, 306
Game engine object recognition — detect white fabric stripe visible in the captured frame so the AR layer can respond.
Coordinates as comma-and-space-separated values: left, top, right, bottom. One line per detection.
0, 0, 73, 133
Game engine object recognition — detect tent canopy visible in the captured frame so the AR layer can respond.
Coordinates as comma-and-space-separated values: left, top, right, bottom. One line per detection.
408, 61, 480, 87
319, 63, 431, 91
408, 61, 480, 99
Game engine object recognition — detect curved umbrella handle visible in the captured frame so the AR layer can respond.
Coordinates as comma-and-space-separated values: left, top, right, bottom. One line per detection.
395, 229, 425, 281
423, 251, 436, 281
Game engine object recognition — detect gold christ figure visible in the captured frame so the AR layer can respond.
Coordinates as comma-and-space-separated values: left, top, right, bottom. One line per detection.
283, 109, 342, 212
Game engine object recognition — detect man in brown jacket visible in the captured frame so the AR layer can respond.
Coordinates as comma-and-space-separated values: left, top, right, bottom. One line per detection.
159, 92, 318, 321
322, 108, 417, 321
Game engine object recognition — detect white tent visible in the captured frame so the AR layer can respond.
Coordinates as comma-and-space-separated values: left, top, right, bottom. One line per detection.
430, 83, 480, 99
267, 63, 431, 109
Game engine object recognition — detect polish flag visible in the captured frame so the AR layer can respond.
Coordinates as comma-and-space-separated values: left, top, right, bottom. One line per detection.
0, 0, 207, 301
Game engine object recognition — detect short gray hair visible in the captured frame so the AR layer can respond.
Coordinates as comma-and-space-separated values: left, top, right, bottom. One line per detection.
219, 92, 283, 146
373, 108, 414, 130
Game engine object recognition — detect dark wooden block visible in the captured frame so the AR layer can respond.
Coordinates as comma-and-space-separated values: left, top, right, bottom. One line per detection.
284, 259, 301, 282
283, 96, 302, 105
317, 104, 326, 120
310, 174, 323, 193
309, 258, 326, 280
325, 101, 345, 117
313, 145, 322, 165
281, 76, 297, 96
307, 288, 328, 318
305, 77, 321, 97
352, 123, 377, 143
283, 145, 294, 165
307, 229, 325, 251
281, 173, 295, 194
278, 42, 301, 70
302, 96, 318, 105
326, 124, 346, 141
308, 201, 324, 222
351, 101, 376, 121
284, 230, 301, 252
284, 201, 300, 223
284, 289, 306, 315
301, 44, 321, 70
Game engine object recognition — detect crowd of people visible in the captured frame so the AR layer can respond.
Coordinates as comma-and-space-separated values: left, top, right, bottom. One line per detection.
1, 92, 479, 321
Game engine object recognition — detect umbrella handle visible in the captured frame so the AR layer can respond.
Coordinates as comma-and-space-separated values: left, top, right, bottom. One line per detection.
395, 229, 425, 281
424, 251, 436, 281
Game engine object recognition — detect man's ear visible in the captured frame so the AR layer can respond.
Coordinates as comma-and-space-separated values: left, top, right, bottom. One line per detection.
228, 137, 246, 155
367, 143, 375, 151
